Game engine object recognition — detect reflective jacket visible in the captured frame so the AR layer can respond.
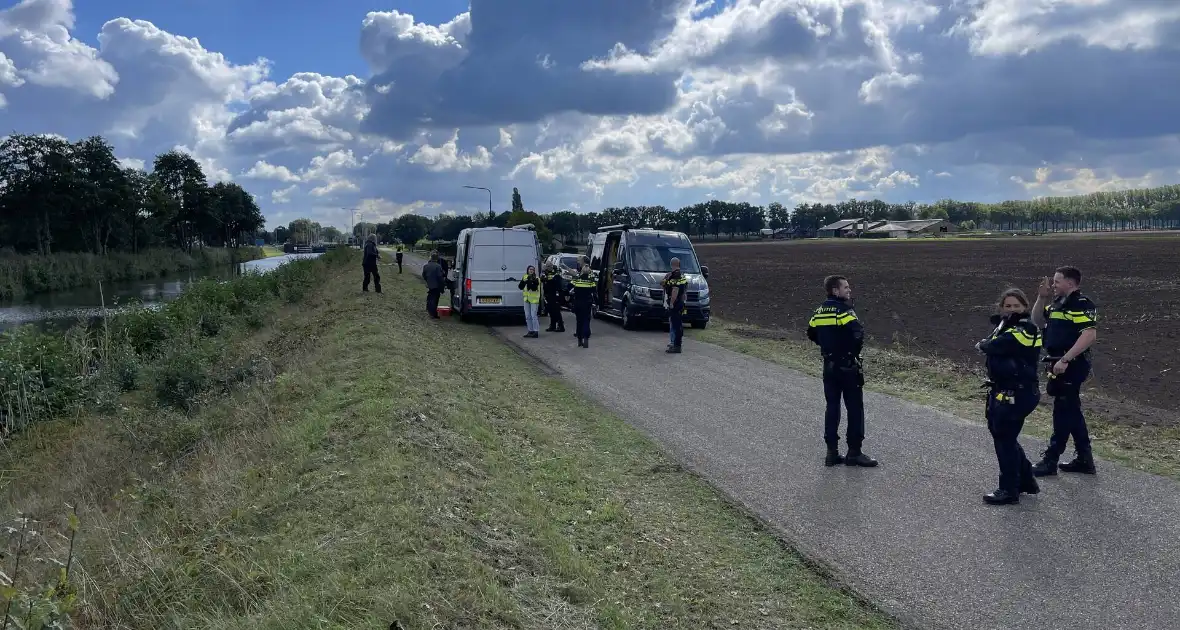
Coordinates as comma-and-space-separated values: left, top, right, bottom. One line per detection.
806, 296, 863, 360
571, 271, 597, 309
518, 274, 541, 304
978, 312, 1042, 389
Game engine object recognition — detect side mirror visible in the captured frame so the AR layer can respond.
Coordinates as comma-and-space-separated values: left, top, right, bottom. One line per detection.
701, 265, 709, 278
613, 261, 625, 275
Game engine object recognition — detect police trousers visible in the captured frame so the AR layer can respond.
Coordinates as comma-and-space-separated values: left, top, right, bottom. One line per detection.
987, 386, 1039, 493
669, 309, 684, 347
362, 261, 381, 292
1045, 359, 1092, 460
574, 304, 592, 340
822, 357, 865, 451
545, 293, 564, 329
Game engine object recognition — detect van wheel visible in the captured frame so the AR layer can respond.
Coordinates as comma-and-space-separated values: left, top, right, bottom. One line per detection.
621, 300, 637, 330
691, 320, 708, 330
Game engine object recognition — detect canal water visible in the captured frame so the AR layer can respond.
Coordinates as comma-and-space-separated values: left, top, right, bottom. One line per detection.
0, 253, 321, 334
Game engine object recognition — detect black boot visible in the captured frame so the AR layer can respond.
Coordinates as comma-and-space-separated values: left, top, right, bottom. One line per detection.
1059, 452, 1097, 474
577, 338, 584, 347
844, 451, 879, 467
824, 449, 844, 467
665, 345, 681, 354
583, 338, 589, 349
984, 488, 1020, 505
1031, 455, 1058, 477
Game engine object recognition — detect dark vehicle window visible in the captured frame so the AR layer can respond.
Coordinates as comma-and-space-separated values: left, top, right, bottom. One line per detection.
628, 246, 700, 273
560, 256, 579, 269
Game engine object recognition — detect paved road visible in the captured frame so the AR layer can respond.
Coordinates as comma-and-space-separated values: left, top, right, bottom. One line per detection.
395, 248, 1180, 629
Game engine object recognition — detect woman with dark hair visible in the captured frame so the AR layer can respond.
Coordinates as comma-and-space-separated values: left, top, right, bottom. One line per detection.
975, 288, 1043, 505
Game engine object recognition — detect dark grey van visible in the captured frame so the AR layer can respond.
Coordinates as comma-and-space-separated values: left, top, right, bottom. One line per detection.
585, 225, 711, 330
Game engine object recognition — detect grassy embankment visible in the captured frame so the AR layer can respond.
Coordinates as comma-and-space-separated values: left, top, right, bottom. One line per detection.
0, 250, 896, 629
0, 246, 265, 301
688, 321, 1180, 481
261, 246, 285, 258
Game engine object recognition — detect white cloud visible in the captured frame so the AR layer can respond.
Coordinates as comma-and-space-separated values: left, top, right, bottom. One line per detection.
1, 0, 1178, 233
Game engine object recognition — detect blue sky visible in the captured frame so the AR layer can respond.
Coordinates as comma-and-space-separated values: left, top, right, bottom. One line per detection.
3, 0, 1180, 232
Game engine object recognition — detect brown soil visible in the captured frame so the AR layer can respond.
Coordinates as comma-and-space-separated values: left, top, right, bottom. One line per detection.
697, 235, 1180, 426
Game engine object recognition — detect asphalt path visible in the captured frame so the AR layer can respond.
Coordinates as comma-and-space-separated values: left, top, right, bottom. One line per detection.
393, 249, 1180, 629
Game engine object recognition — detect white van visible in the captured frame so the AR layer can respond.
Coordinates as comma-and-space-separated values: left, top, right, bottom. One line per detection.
451, 225, 542, 320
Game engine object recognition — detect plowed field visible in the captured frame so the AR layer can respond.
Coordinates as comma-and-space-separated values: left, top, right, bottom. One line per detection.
697, 235, 1180, 425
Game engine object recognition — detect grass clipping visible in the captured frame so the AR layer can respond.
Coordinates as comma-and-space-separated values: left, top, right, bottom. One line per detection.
0, 256, 895, 629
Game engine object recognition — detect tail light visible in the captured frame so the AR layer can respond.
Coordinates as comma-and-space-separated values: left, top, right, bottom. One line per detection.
465, 278, 472, 291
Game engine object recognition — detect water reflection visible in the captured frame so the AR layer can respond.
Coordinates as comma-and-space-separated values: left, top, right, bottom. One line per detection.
0, 253, 322, 333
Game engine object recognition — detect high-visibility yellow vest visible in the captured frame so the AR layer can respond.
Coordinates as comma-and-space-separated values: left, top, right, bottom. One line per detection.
522, 276, 541, 303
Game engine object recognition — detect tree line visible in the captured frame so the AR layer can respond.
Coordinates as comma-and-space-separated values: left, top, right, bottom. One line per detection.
304, 183, 1180, 252
0, 133, 265, 256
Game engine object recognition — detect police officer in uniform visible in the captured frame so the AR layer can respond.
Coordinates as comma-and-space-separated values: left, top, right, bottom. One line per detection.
806, 275, 878, 468
662, 257, 688, 354
542, 262, 566, 333
975, 288, 1043, 505
395, 244, 404, 273
571, 259, 597, 348
1031, 265, 1099, 477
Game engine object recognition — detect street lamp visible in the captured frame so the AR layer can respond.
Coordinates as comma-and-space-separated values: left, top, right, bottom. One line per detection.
463, 185, 493, 215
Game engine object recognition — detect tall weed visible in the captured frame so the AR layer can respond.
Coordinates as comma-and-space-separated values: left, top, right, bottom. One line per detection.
0, 247, 265, 301
0, 248, 354, 442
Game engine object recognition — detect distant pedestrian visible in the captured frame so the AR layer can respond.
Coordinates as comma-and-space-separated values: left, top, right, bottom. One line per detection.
421, 252, 445, 319
662, 257, 688, 354
362, 234, 381, 293
542, 261, 566, 333
519, 265, 542, 337
975, 288, 1043, 505
1030, 266, 1099, 477
806, 275, 878, 468
395, 244, 404, 273
571, 258, 597, 348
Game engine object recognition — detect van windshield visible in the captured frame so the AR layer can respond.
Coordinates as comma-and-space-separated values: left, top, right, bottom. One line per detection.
627, 246, 700, 273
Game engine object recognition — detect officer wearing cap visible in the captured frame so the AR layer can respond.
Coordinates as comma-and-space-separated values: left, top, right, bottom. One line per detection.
807, 275, 878, 468
1030, 265, 1099, 477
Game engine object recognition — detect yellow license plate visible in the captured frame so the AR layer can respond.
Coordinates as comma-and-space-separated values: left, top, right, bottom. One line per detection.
477, 296, 502, 304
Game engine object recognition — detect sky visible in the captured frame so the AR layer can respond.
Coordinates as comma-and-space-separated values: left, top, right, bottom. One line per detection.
3, 0, 1180, 233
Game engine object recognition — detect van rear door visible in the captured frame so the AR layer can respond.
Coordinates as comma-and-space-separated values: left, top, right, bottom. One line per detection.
468, 229, 507, 307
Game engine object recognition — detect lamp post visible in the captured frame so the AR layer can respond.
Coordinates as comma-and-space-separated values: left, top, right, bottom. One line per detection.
463, 185, 493, 216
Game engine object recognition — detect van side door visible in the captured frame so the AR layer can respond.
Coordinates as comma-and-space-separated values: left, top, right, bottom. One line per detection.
610, 233, 629, 311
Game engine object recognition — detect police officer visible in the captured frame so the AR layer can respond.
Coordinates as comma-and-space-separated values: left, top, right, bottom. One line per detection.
571, 259, 596, 349
662, 257, 688, 354
542, 262, 566, 333
395, 244, 404, 274
1030, 265, 1099, 476
806, 275, 878, 468
975, 288, 1043, 505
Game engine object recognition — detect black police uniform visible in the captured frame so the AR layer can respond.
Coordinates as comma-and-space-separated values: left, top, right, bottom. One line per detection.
976, 312, 1043, 504
807, 296, 877, 467
571, 271, 596, 348
663, 270, 688, 353
1034, 290, 1098, 476
395, 247, 404, 273
542, 269, 565, 332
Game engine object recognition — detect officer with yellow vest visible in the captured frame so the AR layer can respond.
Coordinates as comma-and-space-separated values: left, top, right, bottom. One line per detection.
542, 261, 566, 333
518, 265, 542, 338
662, 258, 689, 354
570, 259, 597, 348
806, 275, 878, 468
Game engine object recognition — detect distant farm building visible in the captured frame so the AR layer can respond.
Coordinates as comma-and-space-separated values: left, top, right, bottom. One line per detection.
817, 218, 877, 238
866, 219, 956, 238
818, 218, 956, 239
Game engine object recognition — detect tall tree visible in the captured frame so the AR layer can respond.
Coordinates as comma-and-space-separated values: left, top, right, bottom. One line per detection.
511, 187, 524, 213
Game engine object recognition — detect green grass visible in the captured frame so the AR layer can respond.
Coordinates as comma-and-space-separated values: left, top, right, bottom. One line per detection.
0, 253, 897, 629
261, 246, 285, 258
689, 320, 1180, 481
